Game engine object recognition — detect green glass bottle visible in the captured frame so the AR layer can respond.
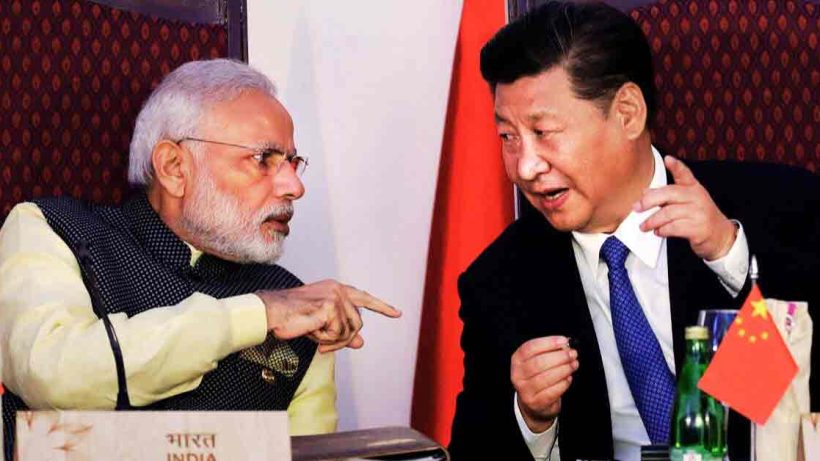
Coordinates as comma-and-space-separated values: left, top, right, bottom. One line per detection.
671, 326, 726, 461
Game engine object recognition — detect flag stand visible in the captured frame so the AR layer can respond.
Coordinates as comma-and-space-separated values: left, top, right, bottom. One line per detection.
749, 255, 759, 461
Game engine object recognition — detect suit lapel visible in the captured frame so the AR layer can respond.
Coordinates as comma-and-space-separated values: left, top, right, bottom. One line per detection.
664, 169, 746, 374
519, 218, 614, 459
667, 236, 707, 374
664, 165, 752, 459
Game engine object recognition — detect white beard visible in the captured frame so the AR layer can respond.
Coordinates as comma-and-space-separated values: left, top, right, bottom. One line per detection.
179, 171, 291, 265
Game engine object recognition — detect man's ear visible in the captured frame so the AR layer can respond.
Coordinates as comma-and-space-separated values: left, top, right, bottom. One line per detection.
610, 82, 648, 140
151, 140, 192, 198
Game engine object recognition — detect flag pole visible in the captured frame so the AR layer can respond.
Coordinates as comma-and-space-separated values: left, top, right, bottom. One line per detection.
749, 255, 759, 461
750, 256, 759, 283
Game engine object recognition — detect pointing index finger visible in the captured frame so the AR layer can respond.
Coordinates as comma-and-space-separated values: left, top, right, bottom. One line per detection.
346, 286, 402, 318
664, 155, 697, 186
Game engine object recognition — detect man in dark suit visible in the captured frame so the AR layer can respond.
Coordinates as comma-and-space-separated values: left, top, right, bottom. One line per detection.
448, 2, 819, 460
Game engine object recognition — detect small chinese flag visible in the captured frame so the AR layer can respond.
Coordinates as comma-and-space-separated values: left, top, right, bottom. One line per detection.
699, 284, 798, 424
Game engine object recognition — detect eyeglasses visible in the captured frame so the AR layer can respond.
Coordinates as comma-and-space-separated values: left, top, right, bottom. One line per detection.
176, 137, 309, 176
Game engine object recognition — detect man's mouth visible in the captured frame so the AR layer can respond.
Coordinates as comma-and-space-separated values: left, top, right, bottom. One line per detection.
542, 187, 569, 201
263, 213, 293, 236
533, 187, 570, 211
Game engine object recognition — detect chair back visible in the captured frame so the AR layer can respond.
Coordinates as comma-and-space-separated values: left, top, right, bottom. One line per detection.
629, 0, 818, 172
0, 0, 245, 216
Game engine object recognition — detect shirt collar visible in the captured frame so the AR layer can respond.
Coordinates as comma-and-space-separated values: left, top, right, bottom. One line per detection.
185, 242, 204, 267
572, 146, 666, 272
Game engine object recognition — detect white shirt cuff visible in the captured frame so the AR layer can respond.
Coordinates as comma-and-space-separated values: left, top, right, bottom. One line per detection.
514, 392, 558, 461
703, 220, 749, 297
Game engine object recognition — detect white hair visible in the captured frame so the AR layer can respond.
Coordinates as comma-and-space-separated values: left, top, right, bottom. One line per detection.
128, 58, 278, 186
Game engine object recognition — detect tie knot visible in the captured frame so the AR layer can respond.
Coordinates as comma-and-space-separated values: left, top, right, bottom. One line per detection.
600, 236, 629, 268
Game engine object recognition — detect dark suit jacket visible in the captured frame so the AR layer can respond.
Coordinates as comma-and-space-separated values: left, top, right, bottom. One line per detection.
449, 161, 818, 461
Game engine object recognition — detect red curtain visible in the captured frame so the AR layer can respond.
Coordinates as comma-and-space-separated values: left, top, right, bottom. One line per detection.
411, 0, 512, 446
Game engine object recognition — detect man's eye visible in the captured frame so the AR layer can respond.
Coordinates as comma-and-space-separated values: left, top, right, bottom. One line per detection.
499, 133, 522, 147
252, 150, 279, 167
534, 128, 559, 139
251, 153, 266, 165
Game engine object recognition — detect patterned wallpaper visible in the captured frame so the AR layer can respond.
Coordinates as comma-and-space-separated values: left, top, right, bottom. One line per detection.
0, 0, 230, 215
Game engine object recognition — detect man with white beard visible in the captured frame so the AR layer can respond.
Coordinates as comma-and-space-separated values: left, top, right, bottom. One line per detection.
0, 59, 400, 460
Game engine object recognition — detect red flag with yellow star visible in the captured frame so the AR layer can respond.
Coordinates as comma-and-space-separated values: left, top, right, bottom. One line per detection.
699, 284, 798, 424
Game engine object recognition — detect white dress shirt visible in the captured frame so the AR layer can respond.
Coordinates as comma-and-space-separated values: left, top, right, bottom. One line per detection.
515, 148, 749, 461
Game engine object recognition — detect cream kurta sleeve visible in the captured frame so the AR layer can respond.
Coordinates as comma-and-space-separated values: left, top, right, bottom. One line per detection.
288, 349, 337, 435
0, 202, 337, 429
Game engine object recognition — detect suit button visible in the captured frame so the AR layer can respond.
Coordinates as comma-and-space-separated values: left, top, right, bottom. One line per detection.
261, 368, 276, 383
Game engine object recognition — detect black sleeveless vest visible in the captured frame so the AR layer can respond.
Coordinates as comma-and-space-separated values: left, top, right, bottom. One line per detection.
3, 194, 317, 460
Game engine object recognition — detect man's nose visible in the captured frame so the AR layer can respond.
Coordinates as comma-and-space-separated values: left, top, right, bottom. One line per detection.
517, 138, 550, 181
272, 162, 305, 200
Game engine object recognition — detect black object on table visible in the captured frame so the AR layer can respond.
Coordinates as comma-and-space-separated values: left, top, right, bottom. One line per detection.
291, 426, 448, 461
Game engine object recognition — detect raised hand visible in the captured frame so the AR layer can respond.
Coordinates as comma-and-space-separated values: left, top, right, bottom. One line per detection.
635, 156, 737, 261
257, 280, 401, 353
511, 336, 578, 433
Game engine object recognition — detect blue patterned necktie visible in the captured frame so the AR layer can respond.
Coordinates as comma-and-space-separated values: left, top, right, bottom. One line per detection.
600, 236, 676, 444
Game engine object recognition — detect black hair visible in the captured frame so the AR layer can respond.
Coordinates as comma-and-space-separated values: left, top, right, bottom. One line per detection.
480, 1, 656, 126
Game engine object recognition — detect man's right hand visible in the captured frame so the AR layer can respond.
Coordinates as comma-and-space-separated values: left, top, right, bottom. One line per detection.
511, 336, 579, 433
256, 280, 401, 353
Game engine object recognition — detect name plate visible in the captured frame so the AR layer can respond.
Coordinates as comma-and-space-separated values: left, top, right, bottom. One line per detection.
15, 411, 291, 461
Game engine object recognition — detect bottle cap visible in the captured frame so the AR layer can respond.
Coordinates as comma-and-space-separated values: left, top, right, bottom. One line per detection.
685, 326, 709, 340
